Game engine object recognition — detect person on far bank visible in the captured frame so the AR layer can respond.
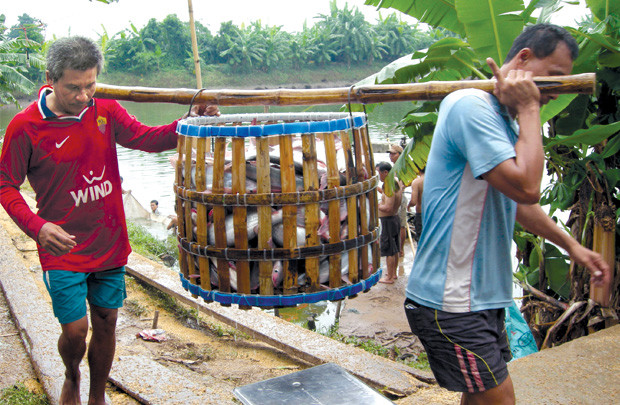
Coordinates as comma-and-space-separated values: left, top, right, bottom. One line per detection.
388, 144, 408, 257
0, 36, 219, 405
404, 24, 610, 405
376, 162, 402, 284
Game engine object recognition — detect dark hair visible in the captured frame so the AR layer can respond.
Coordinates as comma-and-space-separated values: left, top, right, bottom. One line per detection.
505, 23, 578, 63
151, 200, 158, 205
376, 162, 392, 172
46, 36, 104, 82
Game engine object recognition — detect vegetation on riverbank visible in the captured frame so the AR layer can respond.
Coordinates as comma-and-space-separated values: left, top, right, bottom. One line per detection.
0, 383, 49, 405
323, 324, 431, 371
2, 2, 445, 103
126, 221, 178, 264
99, 61, 388, 90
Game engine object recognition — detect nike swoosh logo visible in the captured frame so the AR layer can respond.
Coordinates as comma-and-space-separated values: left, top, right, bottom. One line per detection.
56, 136, 70, 149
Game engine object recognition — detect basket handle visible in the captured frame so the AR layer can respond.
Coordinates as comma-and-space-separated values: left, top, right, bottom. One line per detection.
187, 88, 208, 118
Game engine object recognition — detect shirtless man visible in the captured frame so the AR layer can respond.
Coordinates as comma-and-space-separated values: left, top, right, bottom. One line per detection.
388, 144, 408, 256
376, 162, 402, 284
407, 169, 424, 242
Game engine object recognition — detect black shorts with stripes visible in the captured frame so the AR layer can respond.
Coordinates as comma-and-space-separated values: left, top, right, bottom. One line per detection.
404, 298, 511, 393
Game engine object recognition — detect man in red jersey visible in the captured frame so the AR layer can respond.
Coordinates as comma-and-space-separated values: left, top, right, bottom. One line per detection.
0, 36, 218, 405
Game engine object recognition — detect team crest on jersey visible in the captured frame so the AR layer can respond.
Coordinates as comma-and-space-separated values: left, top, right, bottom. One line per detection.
97, 116, 107, 134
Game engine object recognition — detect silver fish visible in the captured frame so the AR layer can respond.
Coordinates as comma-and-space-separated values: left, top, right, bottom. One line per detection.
297, 253, 350, 286
207, 209, 283, 246
209, 258, 259, 291
272, 222, 306, 247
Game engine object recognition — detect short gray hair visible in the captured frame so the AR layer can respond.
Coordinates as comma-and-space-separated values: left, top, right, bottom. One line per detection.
46, 36, 104, 82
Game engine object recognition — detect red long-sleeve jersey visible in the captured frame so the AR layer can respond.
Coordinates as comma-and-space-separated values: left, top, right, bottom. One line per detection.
0, 86, 178, 272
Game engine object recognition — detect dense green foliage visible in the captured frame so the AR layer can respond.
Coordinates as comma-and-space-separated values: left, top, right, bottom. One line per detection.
6, 1, 442, 80
0, 15, 45, 106
0, 2, 443, 100
100, 2, 440, 74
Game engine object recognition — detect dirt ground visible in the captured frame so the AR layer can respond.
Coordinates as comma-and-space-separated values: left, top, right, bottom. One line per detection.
0, 195, 430, 404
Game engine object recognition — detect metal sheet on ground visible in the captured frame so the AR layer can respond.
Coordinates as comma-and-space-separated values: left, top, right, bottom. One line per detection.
233, 362, 394, 405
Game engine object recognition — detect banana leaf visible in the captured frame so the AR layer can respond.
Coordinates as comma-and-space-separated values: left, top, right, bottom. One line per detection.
383, 134, 432, 196
529, 243, 571, 300
545, 121, 620, 148
364, 0, 465, 36
586, 0, 620, 21
540, 94, 578, 126
455, 0, 526, 63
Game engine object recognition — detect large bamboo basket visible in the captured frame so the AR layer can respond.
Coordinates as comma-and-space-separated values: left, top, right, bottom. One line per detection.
174, 112, 381, 307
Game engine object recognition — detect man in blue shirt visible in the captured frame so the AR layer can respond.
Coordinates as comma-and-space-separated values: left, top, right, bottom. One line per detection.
404, 24, 610, 404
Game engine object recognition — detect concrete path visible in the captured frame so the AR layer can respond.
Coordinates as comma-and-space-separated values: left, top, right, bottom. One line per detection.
0, 222, 93, 404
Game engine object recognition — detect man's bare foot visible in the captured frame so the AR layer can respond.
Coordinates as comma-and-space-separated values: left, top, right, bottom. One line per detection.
60, 372, 81, 404
379, 277, 394, 284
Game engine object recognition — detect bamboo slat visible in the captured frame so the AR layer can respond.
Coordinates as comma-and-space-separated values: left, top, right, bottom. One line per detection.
95, 74, 596, 106
195, 137, 210, 289
180, 229, 379, 261
591, 219, 615, 307
212, 138, 230, 293
324, 132, 342, 288
176, 136, 188, 279
360, 125, 380, 277
177, 178, 376, 206
232, 138, 250, 296
340, 130, 359, 284
183, 137, 197, 285
352, 126, 370, 280
256, 136, 273, 296
280, 134, 298, 295
302, 133, 321, 292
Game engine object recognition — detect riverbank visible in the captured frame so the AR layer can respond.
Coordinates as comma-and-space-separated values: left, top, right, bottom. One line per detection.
98, 62, 386, 90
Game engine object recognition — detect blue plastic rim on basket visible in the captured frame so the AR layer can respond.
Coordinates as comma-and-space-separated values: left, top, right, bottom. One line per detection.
176, 112, 367, 138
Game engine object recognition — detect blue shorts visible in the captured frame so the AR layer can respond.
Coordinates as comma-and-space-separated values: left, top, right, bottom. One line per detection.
404, 298, 511, 393
43, 267, 127, 325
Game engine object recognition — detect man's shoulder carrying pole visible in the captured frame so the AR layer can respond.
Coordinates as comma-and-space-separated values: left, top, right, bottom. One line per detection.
94, 73, 595, 107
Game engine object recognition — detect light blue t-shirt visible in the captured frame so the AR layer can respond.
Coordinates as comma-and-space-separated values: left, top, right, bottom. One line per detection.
406, 89, 519, 313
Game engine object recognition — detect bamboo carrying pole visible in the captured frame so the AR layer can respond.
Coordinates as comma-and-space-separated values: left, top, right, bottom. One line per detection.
94, 74, 595, 106
187, 0, 202, 89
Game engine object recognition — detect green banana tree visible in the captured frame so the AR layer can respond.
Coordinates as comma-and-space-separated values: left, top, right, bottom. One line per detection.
363, 0, 619, 346
0, 18, 45, 107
